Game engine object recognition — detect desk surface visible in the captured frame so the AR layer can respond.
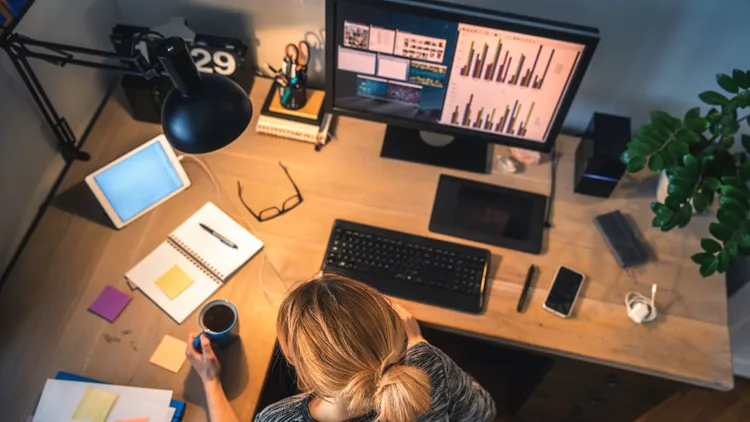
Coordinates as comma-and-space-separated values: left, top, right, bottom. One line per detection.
0, 78, 733, 421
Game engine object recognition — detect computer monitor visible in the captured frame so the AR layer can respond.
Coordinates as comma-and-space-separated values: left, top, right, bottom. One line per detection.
0, 0, 35, 43
325, 0, 598, 172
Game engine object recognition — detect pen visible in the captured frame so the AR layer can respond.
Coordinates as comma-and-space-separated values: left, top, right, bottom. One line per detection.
517, 264, 535, 313
199, 223, 238, 249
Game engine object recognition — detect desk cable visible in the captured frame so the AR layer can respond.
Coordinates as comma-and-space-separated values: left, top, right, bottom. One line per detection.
625, 284, 657, 324
180, 155, 291, 301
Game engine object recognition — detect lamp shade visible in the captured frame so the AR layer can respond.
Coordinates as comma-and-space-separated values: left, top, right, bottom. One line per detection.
156, 38, 253, 154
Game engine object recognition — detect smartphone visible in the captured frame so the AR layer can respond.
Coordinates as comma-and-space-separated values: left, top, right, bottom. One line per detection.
543, 266, 586, 318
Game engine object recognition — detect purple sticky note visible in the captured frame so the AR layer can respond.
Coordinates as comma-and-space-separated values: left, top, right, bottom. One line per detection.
88, 286, 132, 322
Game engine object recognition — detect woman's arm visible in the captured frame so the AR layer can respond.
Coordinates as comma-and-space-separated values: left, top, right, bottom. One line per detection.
392, 305, 496, 422
186, 333, 241, 422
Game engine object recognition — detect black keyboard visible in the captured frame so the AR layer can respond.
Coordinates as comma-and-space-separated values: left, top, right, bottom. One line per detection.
321, 220, 490, 313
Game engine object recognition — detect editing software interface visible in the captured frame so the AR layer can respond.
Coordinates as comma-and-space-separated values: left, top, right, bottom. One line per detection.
333, 2, 586, 143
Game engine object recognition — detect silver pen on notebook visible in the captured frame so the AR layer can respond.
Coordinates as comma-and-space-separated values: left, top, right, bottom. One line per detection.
199, 223, 238, 249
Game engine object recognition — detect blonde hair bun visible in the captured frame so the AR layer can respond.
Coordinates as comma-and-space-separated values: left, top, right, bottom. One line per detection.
375, 364, 431, 422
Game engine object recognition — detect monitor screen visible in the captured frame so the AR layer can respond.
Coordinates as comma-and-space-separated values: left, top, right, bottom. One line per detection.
329, 0, 596, 150
0, 0, 35, 41
93, 141, 185, 223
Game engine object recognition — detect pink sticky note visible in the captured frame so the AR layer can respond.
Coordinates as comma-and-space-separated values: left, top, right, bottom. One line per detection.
88, 286, 132, 322
116, 418, 150, 422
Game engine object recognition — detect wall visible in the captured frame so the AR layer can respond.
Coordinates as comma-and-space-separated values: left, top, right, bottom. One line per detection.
114, 0, 750, 131
0, 0, 121, 275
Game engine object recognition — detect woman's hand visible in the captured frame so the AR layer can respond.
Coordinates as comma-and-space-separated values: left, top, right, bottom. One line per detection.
186, 332, 221, 385
392, 303, 428, 348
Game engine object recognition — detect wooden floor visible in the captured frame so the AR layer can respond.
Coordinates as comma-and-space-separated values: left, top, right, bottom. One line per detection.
635, 377, 750, 422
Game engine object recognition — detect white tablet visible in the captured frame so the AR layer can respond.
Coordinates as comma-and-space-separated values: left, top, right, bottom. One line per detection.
85, 134, 191, 229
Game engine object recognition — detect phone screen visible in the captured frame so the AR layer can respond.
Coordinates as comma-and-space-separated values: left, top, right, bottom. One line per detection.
545, 267, 584, 316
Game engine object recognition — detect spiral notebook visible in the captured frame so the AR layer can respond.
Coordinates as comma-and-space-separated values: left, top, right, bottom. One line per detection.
125, 202, 263, 323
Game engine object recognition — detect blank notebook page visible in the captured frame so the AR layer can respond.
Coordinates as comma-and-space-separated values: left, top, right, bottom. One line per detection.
170, 202, 263, 279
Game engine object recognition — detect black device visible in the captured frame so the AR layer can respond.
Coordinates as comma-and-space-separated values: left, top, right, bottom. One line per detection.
325, 0, 599, 173
516, 264, 535, 313
429, 175, 548, 254
594, 211, 649, 268
321, 220, 491, 314
542, 265, 585, 318
574, 113, 632, 197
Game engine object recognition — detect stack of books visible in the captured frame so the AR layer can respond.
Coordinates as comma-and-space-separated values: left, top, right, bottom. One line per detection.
256, 83, 334, 147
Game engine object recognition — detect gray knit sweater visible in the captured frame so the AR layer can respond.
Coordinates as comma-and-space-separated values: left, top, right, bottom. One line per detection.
254, 342, 497, 422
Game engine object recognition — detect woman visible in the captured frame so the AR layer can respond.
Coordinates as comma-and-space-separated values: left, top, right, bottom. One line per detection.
187, 274, 496, 422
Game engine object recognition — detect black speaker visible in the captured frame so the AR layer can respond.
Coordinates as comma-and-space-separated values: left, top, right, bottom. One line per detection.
574, 113, 631, 198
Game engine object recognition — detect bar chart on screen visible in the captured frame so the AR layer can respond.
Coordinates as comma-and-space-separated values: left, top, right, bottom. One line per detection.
441, 23, 584, 141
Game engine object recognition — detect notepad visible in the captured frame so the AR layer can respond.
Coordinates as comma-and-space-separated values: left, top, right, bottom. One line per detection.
155, 265, 193, 300
149, 335, 187, 373
125, 202, 263, 323
72, 388, 117, 422
89, 286, 132, 322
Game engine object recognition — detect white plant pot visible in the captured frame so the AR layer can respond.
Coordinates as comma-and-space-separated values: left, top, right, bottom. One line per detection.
656, 171, 669, 204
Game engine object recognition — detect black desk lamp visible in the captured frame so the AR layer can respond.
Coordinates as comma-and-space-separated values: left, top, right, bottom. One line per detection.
157, 38, 252, 154
1, 33, 253, 160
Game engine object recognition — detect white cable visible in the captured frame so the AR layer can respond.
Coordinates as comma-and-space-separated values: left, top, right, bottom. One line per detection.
181, 154, 290, 301
625, 284, 657, 324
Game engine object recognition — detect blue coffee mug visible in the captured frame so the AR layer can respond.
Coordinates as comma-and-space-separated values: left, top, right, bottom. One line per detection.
192, 300, 239, 352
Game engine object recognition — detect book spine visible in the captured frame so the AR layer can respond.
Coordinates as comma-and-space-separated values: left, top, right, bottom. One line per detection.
167, 237, 225, 283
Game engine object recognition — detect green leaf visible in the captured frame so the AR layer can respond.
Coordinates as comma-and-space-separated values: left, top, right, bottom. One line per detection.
721, 185, 750, 203
676, 204, 692, 228
693, 190, 709, 213
652, 213, 670, 227
626, 156, 646, 173
667, 139, 689, 158
667, 182, 690, 201
720, 196, 748, 217
739, 232, 750, 248
648, 154, 665, 172
650, 110, 681, 131
720, 135, 735, 149
704, 177, 721, 191
660, 212, 680, 232
660, 148, 677, 168
639, 125, 668, 143
721, 176, 749, 193
676, 129, 700, 145
727, 242, 739, 260
684, 117, 707, 134
651, 202, 671, 216
742, 161, 750, 183
684, 107, 701, 121
699, 91, 729, 106
717, 73, 739, 93
627, 139, 655, 155
702, 238, 722, 253
732, 69, 750, 89
691, 252, 714, 265
700, 258, 718, 277
717, 208, 742, 228
709, 222, 733, 241
683, 154, 700, 175
717, 251, 730, 273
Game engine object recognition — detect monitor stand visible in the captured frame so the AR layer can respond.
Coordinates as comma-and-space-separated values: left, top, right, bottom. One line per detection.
380, 126, 491, 173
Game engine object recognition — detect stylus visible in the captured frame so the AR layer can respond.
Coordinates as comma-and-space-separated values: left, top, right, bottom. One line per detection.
200, 223, 238, 249
517, 265, 535, 313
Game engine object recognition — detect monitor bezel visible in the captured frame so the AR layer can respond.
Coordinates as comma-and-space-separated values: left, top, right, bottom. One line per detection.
325, 0, 599, 153
0, 0, 37, 44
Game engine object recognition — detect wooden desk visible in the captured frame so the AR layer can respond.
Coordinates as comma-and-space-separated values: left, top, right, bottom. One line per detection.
0, 78, 733, 421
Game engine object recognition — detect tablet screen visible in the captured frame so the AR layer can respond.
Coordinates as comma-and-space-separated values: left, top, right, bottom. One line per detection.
93, 142, 184, 222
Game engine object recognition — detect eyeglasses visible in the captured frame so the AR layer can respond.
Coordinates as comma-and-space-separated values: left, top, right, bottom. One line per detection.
238, 162, 303, 222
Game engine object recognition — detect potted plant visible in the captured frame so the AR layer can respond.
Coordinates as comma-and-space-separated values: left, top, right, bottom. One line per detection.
620, 69, 750, 277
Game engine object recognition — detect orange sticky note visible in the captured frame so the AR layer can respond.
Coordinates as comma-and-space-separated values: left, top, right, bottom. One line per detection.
149, 334, 187, 373
154, 265, 193, 299
72, 388, 117, 422
116, 418, 150, 422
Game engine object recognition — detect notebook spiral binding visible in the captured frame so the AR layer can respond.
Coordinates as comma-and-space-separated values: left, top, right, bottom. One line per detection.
167, 236, 225, 283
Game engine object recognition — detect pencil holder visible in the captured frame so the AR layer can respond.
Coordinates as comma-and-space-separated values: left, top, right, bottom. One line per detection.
278, 83, 307, 110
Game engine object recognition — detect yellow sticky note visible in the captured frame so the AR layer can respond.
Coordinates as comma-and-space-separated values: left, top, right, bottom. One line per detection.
154, 265, 193, 299
149, 334, 187, 373
116, 418, 150, 422
72, 388, 117, 422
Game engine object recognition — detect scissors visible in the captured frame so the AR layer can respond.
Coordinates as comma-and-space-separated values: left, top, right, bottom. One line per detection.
285, 41, 311, 71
